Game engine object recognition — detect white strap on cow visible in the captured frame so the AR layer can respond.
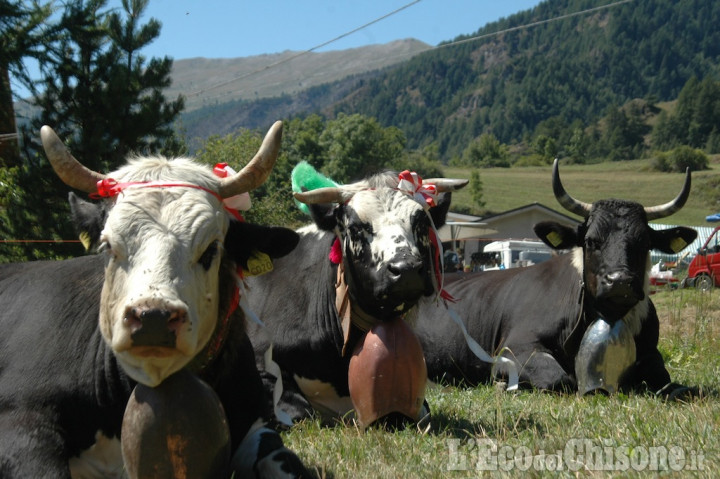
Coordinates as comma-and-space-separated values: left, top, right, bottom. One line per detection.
237, 278, 264, 327
264, 345, 294, 427
445, 306, 520, 391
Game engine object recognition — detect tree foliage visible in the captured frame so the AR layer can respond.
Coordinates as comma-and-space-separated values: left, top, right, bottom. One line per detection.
329, 0, 720, 162
1, 0, 184, 262
319, 113, 406, 183
453, 133, 509, 168
0, 0, 53, 167
652, 76, 720, 152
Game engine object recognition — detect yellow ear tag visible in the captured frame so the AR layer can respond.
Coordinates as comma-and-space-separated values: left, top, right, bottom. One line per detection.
670, 237, 687, 253
546, 230, 563, 248
246, 250, 273, 276
78, 231, 92, 251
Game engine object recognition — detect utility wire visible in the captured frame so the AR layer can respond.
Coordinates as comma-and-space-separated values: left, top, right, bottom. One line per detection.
186, 0, 634, 101
436, 0, 635, 50
185, 0, 422, 98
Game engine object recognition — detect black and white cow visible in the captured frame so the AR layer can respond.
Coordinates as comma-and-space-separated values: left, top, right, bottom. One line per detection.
246, 170, 467, 423
415, 160, 697, 395
0, 123, 310, 477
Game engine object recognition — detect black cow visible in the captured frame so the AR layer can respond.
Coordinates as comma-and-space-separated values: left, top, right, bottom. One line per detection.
416, 160, 697, 395
0, 123, 309, 477
246, 170, 467, 424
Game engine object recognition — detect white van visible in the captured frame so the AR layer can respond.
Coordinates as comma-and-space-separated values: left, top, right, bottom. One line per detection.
483, 240, 553, 269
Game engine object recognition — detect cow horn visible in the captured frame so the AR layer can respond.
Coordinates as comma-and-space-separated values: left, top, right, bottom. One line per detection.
644, 168, 691, 221
552, 159, 592, 218
218, 121, 283, 198
293, 187, 351, 205
41, 126, 106, 193
424, 178, 469, 192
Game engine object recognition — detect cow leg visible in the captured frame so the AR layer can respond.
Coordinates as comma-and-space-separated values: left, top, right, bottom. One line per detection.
516, 350, 575, 392
231, 419, 310, 478
0, 409, 71, 478
628, 306, 673, 393
259, 369, 316, 424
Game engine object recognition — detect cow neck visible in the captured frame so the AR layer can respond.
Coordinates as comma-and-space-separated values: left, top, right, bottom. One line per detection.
335, 261, 381, 356
191, 270, 241, 372
563, 274, 589, 354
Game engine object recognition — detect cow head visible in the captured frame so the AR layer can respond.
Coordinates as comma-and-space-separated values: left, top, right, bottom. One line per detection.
535, 160, 697, 322
294, 171, 467, 321
41, 122, 299, 386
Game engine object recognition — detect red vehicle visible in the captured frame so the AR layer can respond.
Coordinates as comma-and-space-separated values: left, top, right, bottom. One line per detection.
685, 225, 720, 291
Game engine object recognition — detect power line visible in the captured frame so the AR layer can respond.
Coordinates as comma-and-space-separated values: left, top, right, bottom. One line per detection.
185, 0, 422, 98
185, 0, 635, 102
435, 0, 635, 50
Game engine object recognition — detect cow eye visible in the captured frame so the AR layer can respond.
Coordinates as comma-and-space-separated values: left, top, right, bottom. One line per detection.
198, 241, 219, 270
585, 237, 599, 250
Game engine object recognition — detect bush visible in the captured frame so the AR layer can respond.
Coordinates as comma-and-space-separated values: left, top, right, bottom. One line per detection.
651, 146, 708, 172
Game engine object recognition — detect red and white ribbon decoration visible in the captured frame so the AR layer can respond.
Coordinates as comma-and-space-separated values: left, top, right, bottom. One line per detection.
395, 171, 453, 302
397, 170, 438, 210
213, 163, 252, 214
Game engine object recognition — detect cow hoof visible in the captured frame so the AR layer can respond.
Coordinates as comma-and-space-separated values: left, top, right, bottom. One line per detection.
657, 383, 699, 402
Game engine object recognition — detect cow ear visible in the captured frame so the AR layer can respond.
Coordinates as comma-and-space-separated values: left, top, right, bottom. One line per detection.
429, 192, 452, 229
534, 221, 579, 250
650, 226, 697, 254
68, 192, 109, 251
225, 221, 300, 274
308, 202, 338, 231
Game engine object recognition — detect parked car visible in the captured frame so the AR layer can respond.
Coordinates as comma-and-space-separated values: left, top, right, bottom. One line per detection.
684, 225, 720, 291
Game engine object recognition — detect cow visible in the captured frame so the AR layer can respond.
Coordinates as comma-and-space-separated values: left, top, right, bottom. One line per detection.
245, 168, 468, 425
0, 122, 310, 478
415, 160, 697, 396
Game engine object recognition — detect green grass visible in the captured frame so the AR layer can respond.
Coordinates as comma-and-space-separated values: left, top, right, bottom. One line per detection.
444, 158, 720, 227
282, 288, 720, 478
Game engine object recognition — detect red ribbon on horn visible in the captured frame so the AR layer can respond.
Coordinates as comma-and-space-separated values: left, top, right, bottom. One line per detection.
91, 178, 125, 199
397, 170, 438, 209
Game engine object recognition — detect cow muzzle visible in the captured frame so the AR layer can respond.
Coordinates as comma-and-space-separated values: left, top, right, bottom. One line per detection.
125, 306, 187, 352
365, 255, 428, 320
386, 255, 426, 296
595, 271, 644, 319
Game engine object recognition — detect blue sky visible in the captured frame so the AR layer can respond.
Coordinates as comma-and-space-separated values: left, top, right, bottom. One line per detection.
13, 0, 544, 96
136, 0, 544, 58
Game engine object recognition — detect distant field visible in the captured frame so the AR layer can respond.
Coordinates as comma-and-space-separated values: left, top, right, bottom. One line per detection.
444, 158, 720, 227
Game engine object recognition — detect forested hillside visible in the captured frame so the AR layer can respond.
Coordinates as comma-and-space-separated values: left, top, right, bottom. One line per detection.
183, 0, 720, 162
333, 0, 720, 160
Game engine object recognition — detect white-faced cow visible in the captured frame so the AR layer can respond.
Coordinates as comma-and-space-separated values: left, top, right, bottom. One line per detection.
415, 160, 697, 396
0, 123, 310, 477
246, 170, 467, 424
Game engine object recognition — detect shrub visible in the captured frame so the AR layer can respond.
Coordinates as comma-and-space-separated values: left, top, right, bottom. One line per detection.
651, 146, 708, 172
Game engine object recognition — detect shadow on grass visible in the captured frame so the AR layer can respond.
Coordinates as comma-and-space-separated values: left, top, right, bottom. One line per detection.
427, 409, 548, 440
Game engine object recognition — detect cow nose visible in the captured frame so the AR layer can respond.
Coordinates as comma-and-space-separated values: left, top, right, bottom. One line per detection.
601, 271, 633, 295
126, 307, 185, 348
387, 256, 424, 292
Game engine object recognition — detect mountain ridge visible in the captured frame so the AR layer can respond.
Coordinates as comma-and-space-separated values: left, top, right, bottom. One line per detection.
169, 39, 430, 112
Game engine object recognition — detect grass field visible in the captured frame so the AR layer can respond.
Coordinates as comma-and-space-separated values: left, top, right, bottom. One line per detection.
281, 287, 719, 477
444, 158, 720, 227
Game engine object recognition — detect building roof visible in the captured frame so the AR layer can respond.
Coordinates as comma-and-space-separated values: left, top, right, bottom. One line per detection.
439, 203, 579, 243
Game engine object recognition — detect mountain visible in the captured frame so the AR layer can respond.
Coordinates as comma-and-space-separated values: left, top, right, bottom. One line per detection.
169, 39, 430, 112
178, 0, 720, 161
330, 0, 720, 160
